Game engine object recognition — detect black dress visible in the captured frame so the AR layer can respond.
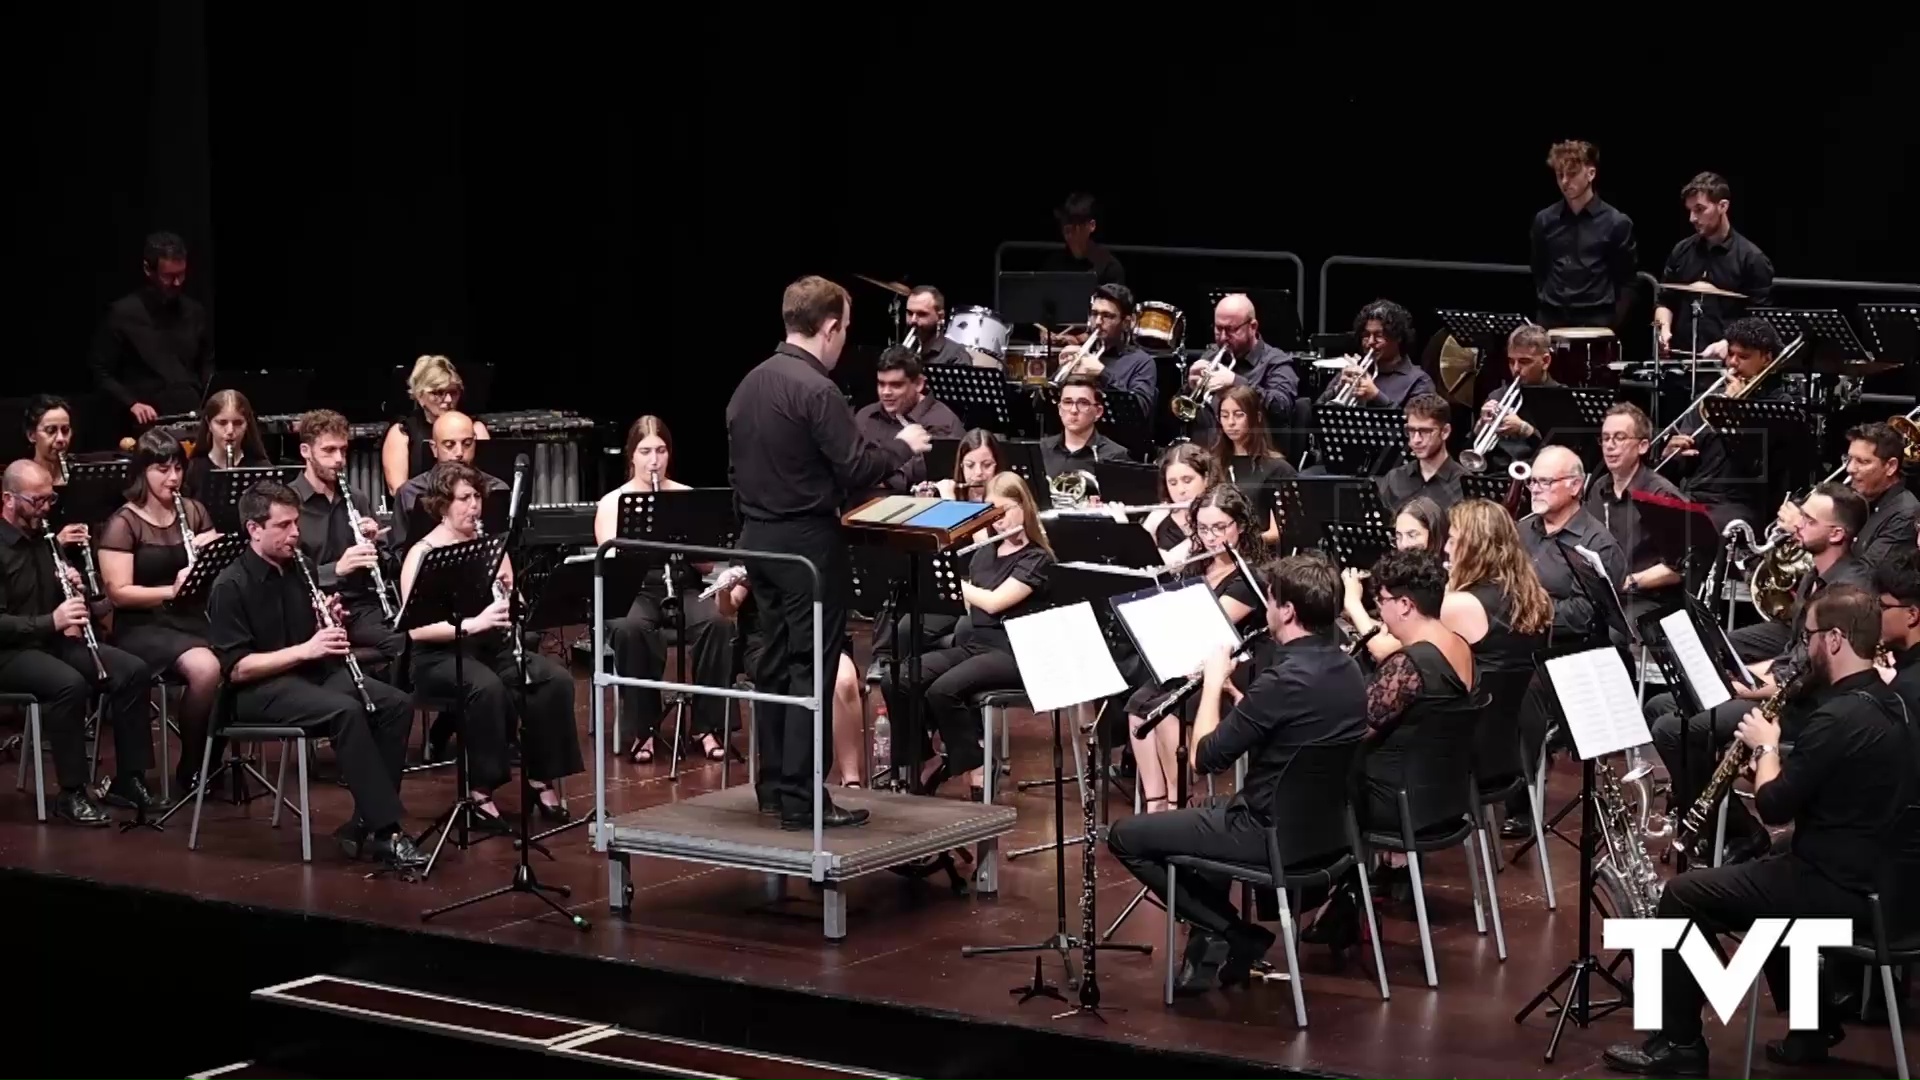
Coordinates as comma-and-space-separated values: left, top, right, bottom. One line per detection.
1461, 581, 1547, 675
98, 499, 214, 671
1358, 639, 1473, 827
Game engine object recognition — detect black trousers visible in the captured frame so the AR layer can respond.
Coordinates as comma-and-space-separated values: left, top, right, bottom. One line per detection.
342, 598, 405, 665
609, 589, 732, 741
1649, 690, 1813, 843
882, 639, 1021, 776
0, 637, 151, 789
411, 643, 582, 791
232, 667, 410, 833
1107, 804, 1266, 936
869, 613, 958, 661
740, 517, 846, 816
1656, 852, 1865, 1040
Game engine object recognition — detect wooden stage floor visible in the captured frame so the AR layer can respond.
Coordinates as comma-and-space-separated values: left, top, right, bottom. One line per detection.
0, 652, 1907, 1078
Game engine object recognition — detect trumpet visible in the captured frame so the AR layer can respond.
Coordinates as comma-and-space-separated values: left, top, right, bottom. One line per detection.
340, 478, 397, 624
1327, 348, 1376, 407
1460, 381, 1523, 473
1171, 346, 1232, 422
176, 492, 198, 569
1654, 334, 1804, 473
47, 533, 107, 683
1053, 335, 1106, 386
293, 550, 375, 713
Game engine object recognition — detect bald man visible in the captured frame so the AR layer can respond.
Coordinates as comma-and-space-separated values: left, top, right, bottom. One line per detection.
1184, 294, 1300, 447
387, 411, 509, 556
1517, 445, 1627, 644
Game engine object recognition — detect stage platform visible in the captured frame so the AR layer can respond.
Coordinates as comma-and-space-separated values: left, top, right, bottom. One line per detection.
0, 654, 1907, 1078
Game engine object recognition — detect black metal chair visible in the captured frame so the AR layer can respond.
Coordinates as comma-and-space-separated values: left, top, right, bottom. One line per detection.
1471, 669, 1556, 910
1, 692, 49, 821
179, 685, 318, 861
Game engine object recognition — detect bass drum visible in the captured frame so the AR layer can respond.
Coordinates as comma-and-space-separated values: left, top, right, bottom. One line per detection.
946, 305, 1011, 360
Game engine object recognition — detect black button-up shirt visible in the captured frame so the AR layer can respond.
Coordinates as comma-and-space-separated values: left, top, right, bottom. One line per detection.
1040, 245, 1126, 285
727, 343, 915, 522
1040, 431, 1129, 481
1659, 227, 1773, 346
853, 395, 966, 493
1188, 339, 1302, 445
1519, 507, 1629, 641
1099, 344, 1158, 419
1316, 357, 1436, 410
1377, 457, 1465, 516
207, 545, 323, 680
1531, 196, 1638, 323
389, 468, 508, 557
1195, 634, 1369, 828
87, 288, 214, 414
1854, 483, 1920, 567
292, 473, 381, 596
1585, 464, 1690, 576
915, 334, 974, 367
0, 519, 67, 649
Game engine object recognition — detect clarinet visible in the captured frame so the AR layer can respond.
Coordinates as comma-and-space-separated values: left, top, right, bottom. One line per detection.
1077, 713, 1101, 1009
1676, 657, 1808, 851
293, 550, 376, 713
338, 478, 397, 623
175, 492, 198, 568
47, 533, 108, 682
476, 519, 525, 668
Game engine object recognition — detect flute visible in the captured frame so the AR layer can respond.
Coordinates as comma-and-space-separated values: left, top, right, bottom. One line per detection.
698, 565, 748, 600
952, 524, 1025, 557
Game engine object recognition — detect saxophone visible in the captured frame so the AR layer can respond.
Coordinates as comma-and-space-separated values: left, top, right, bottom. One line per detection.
1593, 753, 1664, 918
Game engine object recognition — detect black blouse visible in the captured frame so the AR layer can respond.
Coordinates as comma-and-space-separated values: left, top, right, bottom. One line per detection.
966, 541, 1052, 648
98, 498, 214, 632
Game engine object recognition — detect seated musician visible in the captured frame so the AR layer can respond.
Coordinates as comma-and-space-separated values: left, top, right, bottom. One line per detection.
1185, 294, 1301, 447
1586, 403, 1689, 626
21, 395, 92, 558
1475, 324, 1560, 468
901, 286, 972, 367
1656, 316, 1789, 535
1107, 552, 1367, 994
716, 578, 869, 788
593, 416, 733, 765
97, 430, 224, 793
1337, 495, 1452, 662
1374, 394, 1464, 515
1877, 547, 1920, 704
387, 411, 506, 555
1775, 420, 1919, 565
896, 471, 1052, 801
0, 459, 159, 825
381, 355, 491, 497
1308, 548, 1476, 947
1317, 300, 1436, 410
1142, 444, 1217, 564
852, 347, 965, 497
1605, 585, 1913, 1076
1517, 446, 1628, 644
401, 462, 583, 825
1125, 484, 1268, 815
205, 481, 423, 869
184, 389, 274, 500
1209, 385, 1292, 544
1038, 375, 1126, 484
1055, 284, 1156, 419
291, 409, 401, 662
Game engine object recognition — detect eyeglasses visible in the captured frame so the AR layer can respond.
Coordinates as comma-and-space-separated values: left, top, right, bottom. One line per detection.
1214, 320, 1251, 335
1405, 425, 1441, 437
1060, 399, 1099, 411
1527, 475, 1576, 489
1598, 433, 1645, 445
1195, 522, 1235, 538
7, 492, 57, 510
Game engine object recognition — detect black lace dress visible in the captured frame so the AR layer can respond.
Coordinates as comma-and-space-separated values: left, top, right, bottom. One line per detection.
98, 499, 214, 670
1357, 639, 1474, 827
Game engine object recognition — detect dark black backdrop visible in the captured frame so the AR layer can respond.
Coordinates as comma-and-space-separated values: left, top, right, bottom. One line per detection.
16, 10, 1917, 486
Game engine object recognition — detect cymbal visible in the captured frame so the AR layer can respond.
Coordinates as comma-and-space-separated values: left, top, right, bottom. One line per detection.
1803, 358, 1900, 378
1659, 279, 1747, 299
853, 273, 911, 297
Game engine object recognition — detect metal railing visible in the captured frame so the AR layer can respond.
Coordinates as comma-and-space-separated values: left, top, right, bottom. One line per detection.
992, 241, 1305, 329
591, 539, 830, 877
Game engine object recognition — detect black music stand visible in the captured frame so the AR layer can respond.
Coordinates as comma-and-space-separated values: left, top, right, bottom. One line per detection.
997, 438, 1052, 506
1437, 310, 1530, 401
1460, 472, 1518, 506
1095, 391, 1152, 460
202, 465, 303, 534
1860, 304, 1919, 367
1042, 516, 1165, 570
1698, 397, 1812, 490
1321, 520, 1395, 575
1520, 385, 1614, 453
1753, 308, 1871, 365
1312, 404, 1406, 477
55, 460, 129, 536
1275, 475, 1387, 557
1091, 461, 1158, 508
925, 365, 1013, 433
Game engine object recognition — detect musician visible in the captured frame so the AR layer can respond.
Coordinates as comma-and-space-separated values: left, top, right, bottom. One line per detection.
1774, 420, 1919, 566
594, 416, 735, 764
1056, 284, 1156, 419
1125, 483, 1267, 813
1393, 494, 1448, 554
184, 389, 274, 500
1339, 496, 1453, 662
1039, 374, 1126, 482
1185, 295, 1301, 446
207, 481, 420, 865
1375, 394, 1464, 515
381, 355, 492, 496
1517, 446, 1628, 643
935, 427, 1006, 503
901, 286, 973, 367
1731, 482, 1871, 665
1658, 316, 1790, 534
1875, 548, 1920, 708
1605, 585, 1912, 1075
1143, 445, 1218, 564
22, 397, 91, 557
1209, 385, 1292, 544
726, 275, 929, 829
401, 462, 583, 825
97, 430, 224, 793
1530, 140, 1638, 330
1655, 172, 1774, 357
291, 410, 401, 661
1476, 324, 1560, 467
1318, 300, 1436, 409
853, 348, 965, 495
1042, 192, 1125, 286
1108, 552, 1368, 994
1586, 403, 1689, 624
0, 459, 159, 824
87, 231, 215, 428
388, 411, 507, 555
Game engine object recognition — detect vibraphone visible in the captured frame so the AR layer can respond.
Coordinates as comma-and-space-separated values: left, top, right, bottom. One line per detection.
476, 410, 599, 506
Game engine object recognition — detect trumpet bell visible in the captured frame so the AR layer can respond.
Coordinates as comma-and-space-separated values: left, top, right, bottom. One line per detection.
1458, 449, 1488, 473
1170, 396, 1199, 422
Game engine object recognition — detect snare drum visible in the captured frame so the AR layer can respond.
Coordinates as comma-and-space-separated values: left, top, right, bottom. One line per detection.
947, 306, 1011, 359
1134, 301, 1185, 350
1010, 345, 1054, 385
1547, 326, 1620, 387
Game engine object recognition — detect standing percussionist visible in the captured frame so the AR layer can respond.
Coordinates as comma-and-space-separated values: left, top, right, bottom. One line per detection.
1042, 192, 1125, 286
1655, 172, 1774, 359
1317, 300, 1436, 409
1056, 284, 1157, 419
900, 287, 973, 367
1184, 294, 1301, 448
726, 276, 931, 830
88, 231, 215, 430
853, 348, 965, 496
1531, 141, 1638, 330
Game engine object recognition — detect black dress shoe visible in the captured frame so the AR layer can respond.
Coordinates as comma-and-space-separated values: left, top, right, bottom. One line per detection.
54, 789, 111, 827
1602, 1034, 1708, 1076
369, 831, 429, 870
780, 804, 870, 830
103, 775, 172, 813
1219, 923, 1277, 987
757, 789, 781, 815
1500, 814, 1535, 840
1765, 1027, 1843, 1065
1172, 930, 1230, 996
536, 797, 572, 824
333, 818, 369, 860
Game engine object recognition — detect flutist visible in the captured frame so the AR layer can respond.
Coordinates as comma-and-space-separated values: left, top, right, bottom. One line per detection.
207, 481, 424, 871
1605, 586, 1912, 1076
290, 410, 403, 662
0, 459, 160, 826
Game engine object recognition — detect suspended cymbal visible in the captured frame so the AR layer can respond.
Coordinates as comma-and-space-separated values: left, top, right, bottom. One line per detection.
1658, 279, 1747, 299
853, 273, 911, 296
1803, 357, 1900, 378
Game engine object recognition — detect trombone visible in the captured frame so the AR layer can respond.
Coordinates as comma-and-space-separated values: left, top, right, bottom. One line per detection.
1171, 345, 1231, 421
1654, 334, 1804, 473
1460, 380, 1523, 473
1327, 348, 1376, 407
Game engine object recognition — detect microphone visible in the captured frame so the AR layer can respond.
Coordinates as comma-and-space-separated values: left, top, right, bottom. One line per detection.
507, 453, 530, 533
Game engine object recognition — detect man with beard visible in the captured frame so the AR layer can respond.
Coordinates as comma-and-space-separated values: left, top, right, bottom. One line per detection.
1654, 171, 1774, 359
88, 232, 215, 430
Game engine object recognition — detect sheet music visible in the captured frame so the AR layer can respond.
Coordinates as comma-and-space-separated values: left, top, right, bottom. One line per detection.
1113, 581, 1239, 684
1004, 602, 1127, 712
1658, 610, 1731, 711
1543, 646, 1654, 759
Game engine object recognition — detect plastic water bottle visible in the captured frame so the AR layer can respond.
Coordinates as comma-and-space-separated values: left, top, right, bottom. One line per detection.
871, 703, 891, 776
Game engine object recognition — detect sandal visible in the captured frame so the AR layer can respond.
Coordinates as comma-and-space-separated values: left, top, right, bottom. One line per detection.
700, 733, 725, 761
628, 737, 655, 764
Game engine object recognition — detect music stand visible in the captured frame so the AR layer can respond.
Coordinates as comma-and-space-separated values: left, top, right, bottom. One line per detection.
1697, 397, 1812, 489
1321, 521, 1395, 575
169, 534, 248, 610
202, 465, 303, 534
55, 460, 129, 532
997, 439, 1053, 507
1859, 304, 1919, 367
1094, 391, 1152, 461
1275, 475, 1386, 557
1437, 310, 1530, 402
1042, 516, 1165, 570
1092, 461, 1159, 508
925, 366, 1013, 433
1312, 404, 1407, 477
1753, 308, 1872, 364
1460, 472, 1517, 506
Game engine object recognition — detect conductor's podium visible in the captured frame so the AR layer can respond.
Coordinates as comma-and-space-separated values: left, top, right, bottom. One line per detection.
599, 787, 1017, 940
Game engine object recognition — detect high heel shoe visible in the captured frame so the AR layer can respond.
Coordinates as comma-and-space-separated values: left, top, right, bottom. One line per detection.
531, 783, 571, 824
628, 737, 654, 764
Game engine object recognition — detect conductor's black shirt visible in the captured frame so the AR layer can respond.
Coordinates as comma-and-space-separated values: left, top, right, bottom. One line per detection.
207, 545, 322, 680
727, 344, 915, 522
87, 288, 214, 415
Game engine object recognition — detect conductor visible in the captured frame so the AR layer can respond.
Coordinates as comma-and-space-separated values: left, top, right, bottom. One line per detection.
727, 276, 933, 829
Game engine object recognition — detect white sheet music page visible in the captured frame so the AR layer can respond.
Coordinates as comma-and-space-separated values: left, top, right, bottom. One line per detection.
1005, 603, 1127, 712
1114, 582, 1240, 684
1544, 646, 1654, 759
1658, 610, 1732, 711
